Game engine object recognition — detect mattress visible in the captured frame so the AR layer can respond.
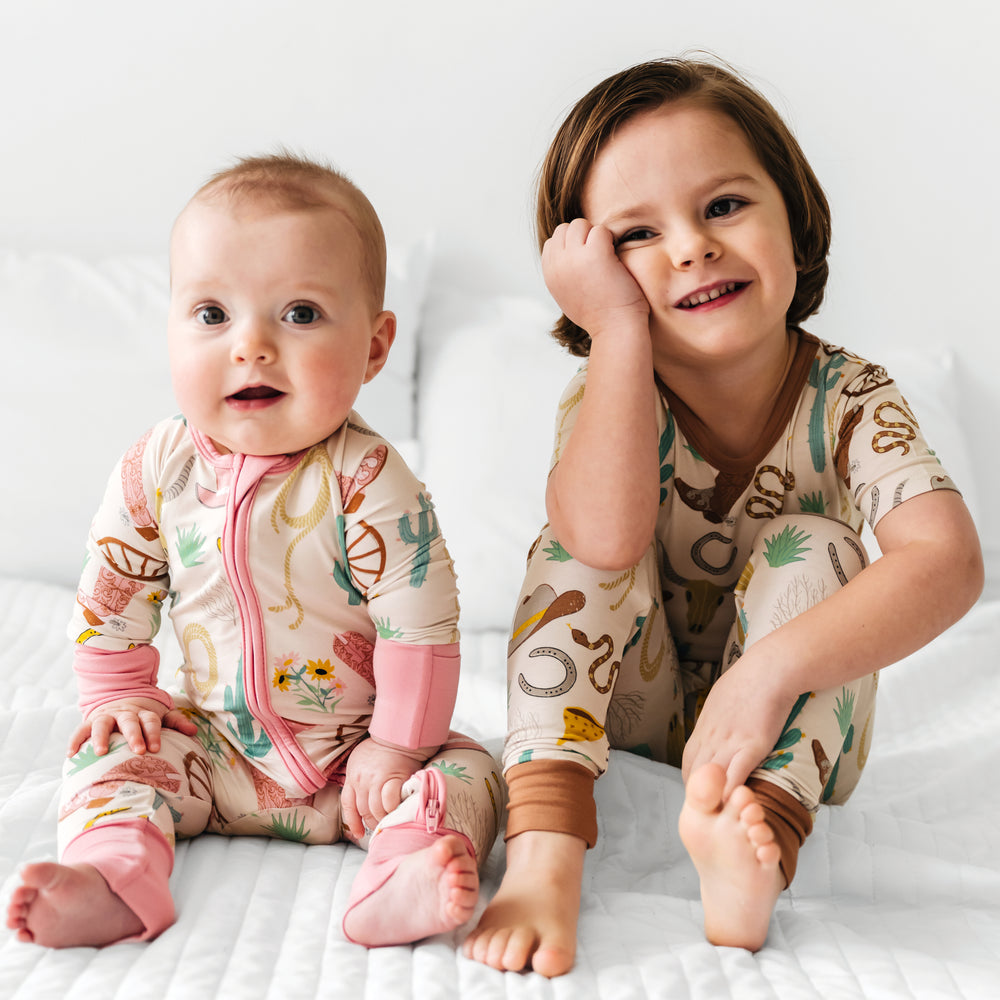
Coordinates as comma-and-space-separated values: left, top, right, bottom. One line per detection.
2, 577, 998, 999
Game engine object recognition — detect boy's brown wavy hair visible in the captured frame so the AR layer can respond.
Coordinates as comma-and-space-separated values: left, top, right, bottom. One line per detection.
537, 57, 831, 356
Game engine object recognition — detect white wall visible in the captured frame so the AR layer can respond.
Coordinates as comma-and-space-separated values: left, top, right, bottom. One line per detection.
2, 0, 997, 561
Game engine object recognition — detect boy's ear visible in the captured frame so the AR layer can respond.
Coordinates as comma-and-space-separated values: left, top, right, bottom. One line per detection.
363, 310, 396, 383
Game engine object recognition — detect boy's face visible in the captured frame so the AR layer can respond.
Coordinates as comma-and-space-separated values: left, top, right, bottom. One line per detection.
167, 197, 394, 456
581, 102, 798, 375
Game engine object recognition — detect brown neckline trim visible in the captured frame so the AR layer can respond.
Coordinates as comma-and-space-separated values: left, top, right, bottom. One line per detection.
656, 330, 818, 474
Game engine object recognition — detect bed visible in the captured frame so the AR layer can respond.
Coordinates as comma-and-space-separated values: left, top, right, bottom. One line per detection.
2, 247, 998, 999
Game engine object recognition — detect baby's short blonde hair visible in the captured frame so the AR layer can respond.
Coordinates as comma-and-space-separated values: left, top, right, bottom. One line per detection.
193, 152, 387, 314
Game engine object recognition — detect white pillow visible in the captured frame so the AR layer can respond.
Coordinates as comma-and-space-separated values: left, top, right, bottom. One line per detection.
354, 233, 432, 448
0, 240, 432, 588
417, 290, 578, 632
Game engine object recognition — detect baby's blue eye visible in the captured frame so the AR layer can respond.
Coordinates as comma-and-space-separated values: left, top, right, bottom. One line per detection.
706, 198, 745, 219
284, 305, 320, 324
197, 306, 227, 325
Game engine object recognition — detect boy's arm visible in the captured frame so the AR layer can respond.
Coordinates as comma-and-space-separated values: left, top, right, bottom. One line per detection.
542, 220, 661, 570
682, 489, 983, 798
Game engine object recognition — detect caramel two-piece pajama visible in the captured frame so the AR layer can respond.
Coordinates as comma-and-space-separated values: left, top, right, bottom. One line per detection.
504, 332, 959, 882
62, 413, 502, 938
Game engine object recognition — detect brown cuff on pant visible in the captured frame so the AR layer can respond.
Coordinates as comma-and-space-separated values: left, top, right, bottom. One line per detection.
746, 777, 814, 888
504, 760, 598, 848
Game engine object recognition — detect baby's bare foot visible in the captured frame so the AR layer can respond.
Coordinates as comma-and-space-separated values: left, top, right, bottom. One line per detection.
678, 763, 782, 951
343, 834, 478, 946
6, 862, 144, 948
464, 830, 584, 977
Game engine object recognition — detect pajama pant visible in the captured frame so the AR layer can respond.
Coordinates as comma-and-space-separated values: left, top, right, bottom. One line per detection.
504, 514, 877, 876
58, 719, 503, 938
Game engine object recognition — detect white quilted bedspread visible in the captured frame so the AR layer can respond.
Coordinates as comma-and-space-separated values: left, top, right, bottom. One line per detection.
2, 578, 999, 999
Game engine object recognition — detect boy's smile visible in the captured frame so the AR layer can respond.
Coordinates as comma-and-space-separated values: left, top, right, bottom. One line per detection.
167, 199, 394, 457
675, 280, 749, 311
582, 102, 798, 375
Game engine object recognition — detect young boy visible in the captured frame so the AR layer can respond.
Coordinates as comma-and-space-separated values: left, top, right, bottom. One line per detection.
7, 153, 502, 949
465, 58, 982, 976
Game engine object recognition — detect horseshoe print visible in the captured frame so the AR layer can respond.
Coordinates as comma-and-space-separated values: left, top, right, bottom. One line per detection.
841, 534, 867, 569
518, 647, 578, 698
828, 542, 849, 586
691, 531, 738, 575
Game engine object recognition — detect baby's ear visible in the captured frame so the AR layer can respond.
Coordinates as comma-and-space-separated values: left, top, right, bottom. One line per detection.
364, 310, 396, 382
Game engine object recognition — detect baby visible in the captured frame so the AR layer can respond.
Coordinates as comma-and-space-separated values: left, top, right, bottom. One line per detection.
7, 153, 502, 949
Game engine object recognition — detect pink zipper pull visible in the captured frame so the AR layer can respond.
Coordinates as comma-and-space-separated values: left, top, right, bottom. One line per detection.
426, 795, 441, 834
419, 767, 445, 833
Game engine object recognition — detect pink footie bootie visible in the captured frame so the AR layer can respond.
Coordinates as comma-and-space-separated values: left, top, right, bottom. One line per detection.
342, 766, 475, 946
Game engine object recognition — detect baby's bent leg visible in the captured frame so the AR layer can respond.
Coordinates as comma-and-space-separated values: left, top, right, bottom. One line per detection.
12, 726, 213, 947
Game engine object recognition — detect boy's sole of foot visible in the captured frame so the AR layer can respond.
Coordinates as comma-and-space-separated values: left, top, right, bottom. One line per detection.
678, 763, 783, 951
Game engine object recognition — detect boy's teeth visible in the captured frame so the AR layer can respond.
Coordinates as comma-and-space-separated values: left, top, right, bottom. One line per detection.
682, 282, 737, 308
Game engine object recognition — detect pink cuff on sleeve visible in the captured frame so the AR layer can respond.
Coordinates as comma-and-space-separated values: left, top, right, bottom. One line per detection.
73, 645, 174, 717
368, 640, 459, 750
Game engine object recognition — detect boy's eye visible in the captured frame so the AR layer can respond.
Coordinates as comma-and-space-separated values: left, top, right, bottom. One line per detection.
706, 197, 746, 219
615, 227, 656, 248
197, 306, 227, 325
284, 304, 320, 325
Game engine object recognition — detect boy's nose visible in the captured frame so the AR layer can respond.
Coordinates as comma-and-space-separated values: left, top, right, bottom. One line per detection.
677, 248, 718, 268
668, 226, 721, 270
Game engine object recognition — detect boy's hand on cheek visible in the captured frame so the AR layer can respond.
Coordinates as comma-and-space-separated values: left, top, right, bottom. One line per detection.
542, 219, 649, 338
342, 737, 426, 841
681, 654, 795, 801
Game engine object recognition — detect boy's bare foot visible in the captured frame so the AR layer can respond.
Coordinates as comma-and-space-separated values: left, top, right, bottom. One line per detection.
343, 834, 479, 946
678, 762, 782, 951
6, 861, 145, 948
464, 830, 585, 977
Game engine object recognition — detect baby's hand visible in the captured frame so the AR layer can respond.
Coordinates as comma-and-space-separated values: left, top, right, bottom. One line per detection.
542, 219, 649, 338
342, 737, 426, 841
67, 697, 198, 758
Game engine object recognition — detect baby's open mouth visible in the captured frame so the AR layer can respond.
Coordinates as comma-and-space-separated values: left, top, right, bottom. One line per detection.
677, 281, 747, 309
229, 386, 283, 401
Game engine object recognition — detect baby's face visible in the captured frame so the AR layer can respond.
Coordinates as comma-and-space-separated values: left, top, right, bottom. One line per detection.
167, 198, 394, 456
